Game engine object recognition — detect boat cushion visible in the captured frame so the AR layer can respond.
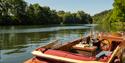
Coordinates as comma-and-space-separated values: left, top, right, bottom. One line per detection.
44, 49, 96, 61
44, 49, 70, 57
99, 53, 112, 62
35, 48, 112, 62
65, 53, 96, 61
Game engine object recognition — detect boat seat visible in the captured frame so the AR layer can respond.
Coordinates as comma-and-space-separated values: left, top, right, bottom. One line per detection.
99, 54, 112, 62
44, 49, 96, 61
96, 40, 121, 62
33, 48, 114, 62
110, 41, 121, 51
33, 48, 96, 61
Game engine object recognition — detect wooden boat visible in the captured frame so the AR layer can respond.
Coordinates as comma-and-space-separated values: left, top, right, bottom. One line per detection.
24, 32, 125, 63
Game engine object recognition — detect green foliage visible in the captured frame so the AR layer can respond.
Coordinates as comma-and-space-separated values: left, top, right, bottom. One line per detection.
110, 0, 125, 23
57, 11, 92, 24
92, 9, 112, 24
0, 0, 27, 24
93, 0, 125, 28
0, 0, 92, 25
93, 0, 125, 32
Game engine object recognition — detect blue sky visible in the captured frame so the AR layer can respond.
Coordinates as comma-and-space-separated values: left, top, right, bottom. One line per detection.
25, 0, 114, 15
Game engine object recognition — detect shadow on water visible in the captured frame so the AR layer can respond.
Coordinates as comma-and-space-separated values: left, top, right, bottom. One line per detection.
4, 49, 26, 55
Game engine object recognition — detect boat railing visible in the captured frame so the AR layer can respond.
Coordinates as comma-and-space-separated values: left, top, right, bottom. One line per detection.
50, 39, 64, 49
41, 36, 85, 50
41, 39, 61, 49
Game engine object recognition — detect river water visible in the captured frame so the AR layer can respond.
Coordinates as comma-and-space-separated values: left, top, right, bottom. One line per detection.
0, 24, 107, 63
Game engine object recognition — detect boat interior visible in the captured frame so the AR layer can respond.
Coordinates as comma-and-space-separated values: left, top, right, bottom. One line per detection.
31, 34, 123, 63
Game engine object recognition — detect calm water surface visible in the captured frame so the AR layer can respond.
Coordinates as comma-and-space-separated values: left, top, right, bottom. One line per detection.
0, 24, 97, 63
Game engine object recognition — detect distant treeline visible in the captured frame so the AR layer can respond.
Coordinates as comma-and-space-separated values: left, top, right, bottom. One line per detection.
0, 0, 92, 25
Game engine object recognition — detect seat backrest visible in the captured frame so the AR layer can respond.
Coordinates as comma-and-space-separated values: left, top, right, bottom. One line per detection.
110, 41, 121, 51
86, 36, 90, 44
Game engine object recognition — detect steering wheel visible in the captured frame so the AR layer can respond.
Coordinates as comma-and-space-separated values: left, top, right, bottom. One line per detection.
100, 39, 111, 51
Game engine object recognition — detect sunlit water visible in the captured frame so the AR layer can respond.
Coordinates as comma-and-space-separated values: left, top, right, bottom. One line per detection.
0, 24, 98, 63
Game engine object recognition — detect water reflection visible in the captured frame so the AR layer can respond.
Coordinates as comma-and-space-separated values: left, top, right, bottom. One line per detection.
0, 25, 91, 34
95, 24, 125, 32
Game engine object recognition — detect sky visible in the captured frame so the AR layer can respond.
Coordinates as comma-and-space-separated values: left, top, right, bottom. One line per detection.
25, 0, 114, 16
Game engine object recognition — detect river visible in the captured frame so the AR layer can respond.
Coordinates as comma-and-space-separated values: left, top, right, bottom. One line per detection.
0, 24, 122, 63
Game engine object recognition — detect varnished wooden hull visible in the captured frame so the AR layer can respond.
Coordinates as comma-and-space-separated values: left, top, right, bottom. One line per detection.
24, 33, 125, 63
24, 38, 83, 63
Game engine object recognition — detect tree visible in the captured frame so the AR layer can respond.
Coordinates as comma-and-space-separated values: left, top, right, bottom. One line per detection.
27, 4, 43, 24
92, 9, 112, 24
57, 11, 65, 24
93, 0, 125, 32
49, 10, 60, 24
0, 0, 27, 25
0, 0, 92, 25
110, 0, 125, 23
76, 11, 91, 24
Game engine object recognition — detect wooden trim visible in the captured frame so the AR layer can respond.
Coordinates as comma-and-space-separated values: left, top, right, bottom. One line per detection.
41, 39, 59, 49
107, 46, 120, 63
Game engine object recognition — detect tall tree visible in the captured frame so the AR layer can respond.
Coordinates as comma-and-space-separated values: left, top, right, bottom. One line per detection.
0, 0, 92, 25
27, 4, 43, 24
0, 0, 27, 24
92, 10, 112, 24
76, 11, 90, 24
110, 0, 125, 25
110, 0, 125, 23
57, 11, 65, 24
